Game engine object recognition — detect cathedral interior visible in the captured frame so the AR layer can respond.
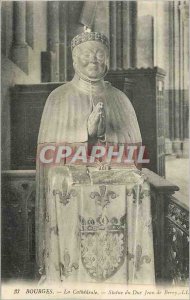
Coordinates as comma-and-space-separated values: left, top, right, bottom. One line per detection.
1, 1, 189, 284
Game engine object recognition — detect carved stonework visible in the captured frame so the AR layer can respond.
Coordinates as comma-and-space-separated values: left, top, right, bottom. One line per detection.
127, 244, 151, 274
2, 172, 36, 279
59, 249, 79, 280
2, 170, 188, 284
79, 214, 126, 281
166, 198, 189, 284
167, 201, 189, 233
90, 185, 118, 208
53, 188, 77, 206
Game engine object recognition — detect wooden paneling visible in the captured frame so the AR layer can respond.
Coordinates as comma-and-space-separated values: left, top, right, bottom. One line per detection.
106, 67, 166, 176
2, 171, 36, 279
11, 83, 63, 169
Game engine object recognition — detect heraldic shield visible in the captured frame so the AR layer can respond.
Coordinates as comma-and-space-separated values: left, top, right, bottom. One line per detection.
42, 166, 154, 284
79, 185, 127, 282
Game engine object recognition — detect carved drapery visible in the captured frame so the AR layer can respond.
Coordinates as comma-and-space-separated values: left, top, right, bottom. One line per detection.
2, 169, 189, 285
37, 166, 154, 284
11, 68, 165, 176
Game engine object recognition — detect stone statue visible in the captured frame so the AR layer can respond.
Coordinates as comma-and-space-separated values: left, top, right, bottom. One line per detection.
38, 31, 141, 149
36, 31, 155, 285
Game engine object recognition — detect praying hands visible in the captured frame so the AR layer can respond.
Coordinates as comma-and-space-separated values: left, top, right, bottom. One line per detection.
87, 102, 106, 138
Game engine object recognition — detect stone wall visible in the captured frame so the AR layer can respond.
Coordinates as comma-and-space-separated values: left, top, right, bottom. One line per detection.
1, 1, 47, 169
137, 1, 189, 155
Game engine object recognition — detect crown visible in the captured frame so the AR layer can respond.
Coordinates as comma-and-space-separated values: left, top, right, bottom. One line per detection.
71, 31, 109, 51
79, 214, 126, 232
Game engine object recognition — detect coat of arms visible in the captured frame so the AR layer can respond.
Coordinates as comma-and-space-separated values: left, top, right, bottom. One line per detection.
79, 185, 127, 281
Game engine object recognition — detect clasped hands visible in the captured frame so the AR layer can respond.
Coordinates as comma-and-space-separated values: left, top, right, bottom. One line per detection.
87, 102, 106, 139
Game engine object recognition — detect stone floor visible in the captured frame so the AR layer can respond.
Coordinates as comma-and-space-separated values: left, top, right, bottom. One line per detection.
165, 155, 189, 206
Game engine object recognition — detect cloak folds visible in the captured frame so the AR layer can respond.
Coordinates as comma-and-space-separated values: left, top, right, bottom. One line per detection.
37, 76, 142, 145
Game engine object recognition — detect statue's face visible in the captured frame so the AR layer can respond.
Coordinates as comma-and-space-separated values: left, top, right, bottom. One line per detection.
73, 41, 108, 79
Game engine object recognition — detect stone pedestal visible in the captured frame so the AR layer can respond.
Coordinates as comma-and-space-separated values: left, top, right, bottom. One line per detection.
182, 139, 189, 158
165, 138, 173, 155
172, 139, 182, 157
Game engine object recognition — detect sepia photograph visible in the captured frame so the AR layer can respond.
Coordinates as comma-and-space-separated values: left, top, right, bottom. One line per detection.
1, 0, 189, 299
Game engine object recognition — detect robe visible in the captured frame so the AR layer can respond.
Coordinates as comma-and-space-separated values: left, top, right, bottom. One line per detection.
35, 75, 154, 284
38, 75, 142, 145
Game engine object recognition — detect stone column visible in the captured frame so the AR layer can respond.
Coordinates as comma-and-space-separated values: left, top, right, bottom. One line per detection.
183, 2, 189, 148
11, 1, 29, 73
109, 2, 117, 70
116, 2, 123, 69
179, 3, 184, 142
109, 1, 137, 70
122, 2, 131, 69
130, 2, 137, 68
59, 2, 68, 82
136, 15, 154, 68
41, 1, 60, 82
48, 1, 59, 81
47, 2, 59, 53
181, 1, 189, 156
26, 1, 34, 48
172, 2, 181, 155
168, 1, 175, 142
13, 2, 26, 46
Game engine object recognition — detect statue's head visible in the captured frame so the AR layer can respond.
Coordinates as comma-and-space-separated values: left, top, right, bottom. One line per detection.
71, 32, 109, 81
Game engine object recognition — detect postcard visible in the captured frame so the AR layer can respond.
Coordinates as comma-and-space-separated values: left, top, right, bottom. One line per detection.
1, 0, 189, 299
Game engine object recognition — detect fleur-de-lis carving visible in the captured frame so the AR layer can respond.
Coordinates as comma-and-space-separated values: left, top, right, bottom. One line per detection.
59, 249, 79, 279
134, 245, 151, 271
127, 245, 151, 272
127, 251, 135, 261
53, 178, 77, 206
50, 225, 59, 235
90, 185, 118, 208
53, 189, 76, 205
132, 185, 148, 204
